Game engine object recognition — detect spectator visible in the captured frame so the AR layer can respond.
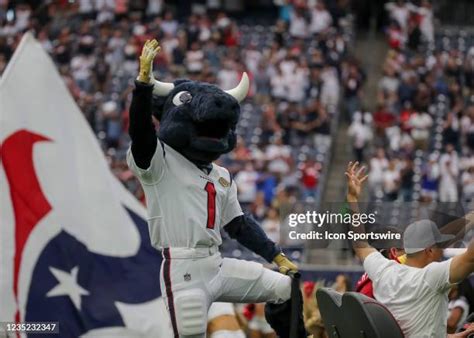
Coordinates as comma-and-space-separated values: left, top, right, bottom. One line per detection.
289, 9, 308, 39
185, 41, 204, 73
443, 112, 461, 150
261, 208, 280, 243
439, 144, 460, 202
387, 20, 405, 50
348, 112, 373, 163
343, 63, 364, 118
235, 163, 259, 206
461, 165, 474, 202
302, 281, 326, 338
408, 110, 433, 150
373, 105, 396, 141
421, 153, 440, 202
217, 61, 239, 90
161, 10, 178, 36
147, 0, 163, 17
333, 274, 352, 293
416, 0, 434, 43
70, 35, 96, 93
270, 66, 287, 101
383, 159, 401, 201
400, 157, 415, 201
346, 161, 474, 338
378, 64, 400, 99
369, 148, 389, 198
286, 61, 309, 103
448, 284, 470, 334
299, 158, 320, 199
385, 0, 410, 35
309, 2, 332, 35
247, 303, 275, 337
102, 101, 122, 149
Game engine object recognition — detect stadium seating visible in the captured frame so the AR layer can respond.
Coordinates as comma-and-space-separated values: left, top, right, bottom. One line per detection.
317, 288, 404, 338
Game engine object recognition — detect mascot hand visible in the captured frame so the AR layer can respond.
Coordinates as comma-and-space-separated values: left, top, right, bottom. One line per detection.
137, 39, 160, 83
273, 253, 298, 275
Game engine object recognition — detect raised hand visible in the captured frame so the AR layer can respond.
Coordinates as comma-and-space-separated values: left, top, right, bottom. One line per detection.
137, 39, 161, 84
345, 161, 368, 201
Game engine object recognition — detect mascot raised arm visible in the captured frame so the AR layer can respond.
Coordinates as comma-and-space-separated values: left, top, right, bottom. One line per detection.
127, 39, 306, 338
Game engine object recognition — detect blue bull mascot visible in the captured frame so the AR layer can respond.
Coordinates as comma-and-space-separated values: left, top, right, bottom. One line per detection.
127, 39, 306, 338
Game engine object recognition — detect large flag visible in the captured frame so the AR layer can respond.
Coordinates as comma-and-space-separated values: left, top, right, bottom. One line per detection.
0, 33, 173, 337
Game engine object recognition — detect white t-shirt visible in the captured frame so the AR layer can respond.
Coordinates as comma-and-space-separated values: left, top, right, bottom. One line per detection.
309, 8, 332, 34
369, 157, 389, 185
217, 69, 239, 91
234, 170, 258, 203
348, 122, 372, 149
364, 251, 453, 338
448, 297, 470, 332
409, 113, 433, 140
440, 153, 459, 188
385, 3, 409, 32
289, 15, 307, 39
383, 169, 400, 194
186, 50, 204, 72
127, 142, 243, 249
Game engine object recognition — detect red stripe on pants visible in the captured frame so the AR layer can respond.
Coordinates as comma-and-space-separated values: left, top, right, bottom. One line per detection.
163, 248, 179, 337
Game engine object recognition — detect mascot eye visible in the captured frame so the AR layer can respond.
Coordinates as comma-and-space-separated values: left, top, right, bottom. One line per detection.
172, 91, 193, 106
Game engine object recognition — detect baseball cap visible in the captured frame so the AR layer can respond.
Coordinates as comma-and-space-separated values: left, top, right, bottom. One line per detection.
403, 219, 455, 254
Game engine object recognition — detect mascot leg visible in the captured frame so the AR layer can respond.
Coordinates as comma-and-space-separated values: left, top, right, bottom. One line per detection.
264, 275, 307, 338
160, 256, 213, 338
215, 258, 306, 337
215, 258, 291, 303
173, 289, 208, 338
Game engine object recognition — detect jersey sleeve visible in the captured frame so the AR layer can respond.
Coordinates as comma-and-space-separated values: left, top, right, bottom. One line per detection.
424, 258, 453, 293
127, 141, 166, 185
220, 177, 243, 226
363, 251, 396, 283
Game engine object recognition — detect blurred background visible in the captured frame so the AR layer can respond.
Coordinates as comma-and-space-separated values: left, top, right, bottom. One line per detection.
1, 0, 473, 336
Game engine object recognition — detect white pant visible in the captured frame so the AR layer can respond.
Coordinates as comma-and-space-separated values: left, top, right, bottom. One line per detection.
160, 247, 291, 338
439, 183, 458, 202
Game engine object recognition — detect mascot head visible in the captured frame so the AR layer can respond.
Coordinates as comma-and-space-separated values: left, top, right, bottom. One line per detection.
151, 73, 249, 164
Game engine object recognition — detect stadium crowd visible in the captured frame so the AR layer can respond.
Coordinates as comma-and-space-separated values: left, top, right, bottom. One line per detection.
347, 1, 474, 207
0, 0, 356, 245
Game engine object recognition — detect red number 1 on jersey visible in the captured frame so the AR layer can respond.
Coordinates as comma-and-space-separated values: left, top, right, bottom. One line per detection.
204, 182, 216, 229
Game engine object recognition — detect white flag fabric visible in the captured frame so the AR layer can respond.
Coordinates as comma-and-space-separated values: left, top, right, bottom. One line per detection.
0, 32, 172, 337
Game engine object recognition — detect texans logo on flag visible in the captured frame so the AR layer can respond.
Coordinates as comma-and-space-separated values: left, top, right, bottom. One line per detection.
0, 33, 172, 337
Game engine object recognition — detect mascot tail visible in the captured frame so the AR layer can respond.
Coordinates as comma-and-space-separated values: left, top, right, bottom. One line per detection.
265, 272, 307, 338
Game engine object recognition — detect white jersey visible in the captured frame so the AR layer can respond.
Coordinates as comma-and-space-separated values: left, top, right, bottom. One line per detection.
127, 141, 243, 249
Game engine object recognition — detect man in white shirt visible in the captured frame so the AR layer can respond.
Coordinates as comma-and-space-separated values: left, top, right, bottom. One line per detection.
309, 2, 333, 34
345, 161, 474, 338
439, 144, 460, 202
234, 163, 259, 204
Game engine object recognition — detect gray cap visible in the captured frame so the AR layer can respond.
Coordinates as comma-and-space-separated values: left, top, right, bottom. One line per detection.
403, 219, 455, 254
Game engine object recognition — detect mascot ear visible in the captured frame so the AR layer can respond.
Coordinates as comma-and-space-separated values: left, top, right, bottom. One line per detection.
152, 95, 167, 121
